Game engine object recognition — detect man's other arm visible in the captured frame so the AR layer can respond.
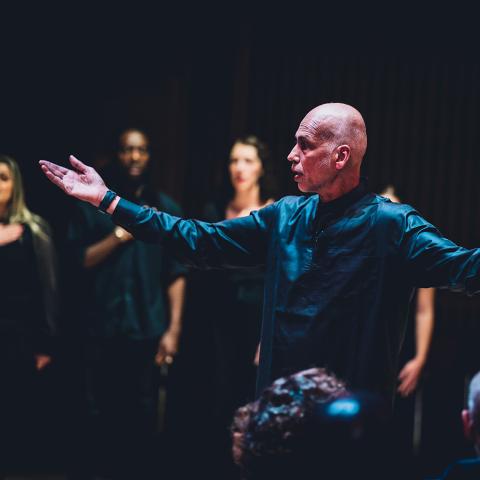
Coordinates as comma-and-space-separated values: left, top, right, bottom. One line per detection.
396, 206, 480, 294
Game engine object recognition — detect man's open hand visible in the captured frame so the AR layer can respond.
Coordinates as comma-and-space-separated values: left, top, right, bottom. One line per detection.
39, 155, 108, 207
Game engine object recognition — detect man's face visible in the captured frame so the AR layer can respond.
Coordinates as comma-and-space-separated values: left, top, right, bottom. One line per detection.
118, 130, 150, 178
287, 117, 336, 194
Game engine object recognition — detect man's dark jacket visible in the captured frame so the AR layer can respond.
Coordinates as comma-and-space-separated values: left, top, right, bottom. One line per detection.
112, 183, 480, 401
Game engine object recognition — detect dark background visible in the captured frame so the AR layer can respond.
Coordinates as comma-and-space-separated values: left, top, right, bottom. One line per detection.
1, 9, 480, 478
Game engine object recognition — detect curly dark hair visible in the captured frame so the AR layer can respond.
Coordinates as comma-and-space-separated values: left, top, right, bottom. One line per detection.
232, 368, 393, 479
232, 368, 347, 479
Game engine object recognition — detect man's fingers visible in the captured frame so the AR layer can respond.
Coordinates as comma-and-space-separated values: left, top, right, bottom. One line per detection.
41, 166, 68, 192
69, 155, 88, 173
39, 160, 68, 178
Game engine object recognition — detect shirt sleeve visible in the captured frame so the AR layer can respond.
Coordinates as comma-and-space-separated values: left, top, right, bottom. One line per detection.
112, 197, 274, 270
157, 194, 188, 283
398, 206, 480, 294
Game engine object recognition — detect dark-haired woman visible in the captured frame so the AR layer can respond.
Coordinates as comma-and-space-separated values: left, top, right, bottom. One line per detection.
199, 136, 275, 474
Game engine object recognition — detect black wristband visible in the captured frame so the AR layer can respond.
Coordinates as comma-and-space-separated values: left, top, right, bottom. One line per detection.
98, 190, 117, 213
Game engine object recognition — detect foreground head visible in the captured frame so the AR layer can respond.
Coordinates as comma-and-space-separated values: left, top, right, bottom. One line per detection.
288, 103, 367, 199
228, 135, 274, 202
232, 367, 348, 479
462, 371, 480, 455
117, 128, 151, 179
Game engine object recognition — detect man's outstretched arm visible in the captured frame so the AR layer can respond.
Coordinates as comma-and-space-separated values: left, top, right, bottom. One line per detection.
40, 155, 272, 269
397, 206, 480, 294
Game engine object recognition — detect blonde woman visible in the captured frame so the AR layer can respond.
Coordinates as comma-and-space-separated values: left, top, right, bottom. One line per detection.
0, 155, 57, 470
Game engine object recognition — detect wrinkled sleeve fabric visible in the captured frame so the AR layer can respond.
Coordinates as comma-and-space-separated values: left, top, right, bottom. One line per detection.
395, 204, 480, 294
156, 193, 189, 284
112, 198, 274, 270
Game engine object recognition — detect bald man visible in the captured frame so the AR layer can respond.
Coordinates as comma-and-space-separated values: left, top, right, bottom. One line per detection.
40, 103, 480, 404
439, 372, 480, 478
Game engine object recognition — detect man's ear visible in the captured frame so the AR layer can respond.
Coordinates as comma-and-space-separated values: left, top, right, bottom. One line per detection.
334, 145, 351, 170
462, 409, 473, 440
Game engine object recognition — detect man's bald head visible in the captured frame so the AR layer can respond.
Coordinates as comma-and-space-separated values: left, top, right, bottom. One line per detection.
301, 103, 367, 168
468, 372, 480, 433
288, 102, 367, 199
461, 371, 480, 455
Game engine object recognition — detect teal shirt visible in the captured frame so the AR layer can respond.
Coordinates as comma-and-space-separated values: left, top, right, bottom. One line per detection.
67, 191, 186, 339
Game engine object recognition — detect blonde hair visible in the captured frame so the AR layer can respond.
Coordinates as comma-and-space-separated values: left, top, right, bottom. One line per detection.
0, 154, 50, 241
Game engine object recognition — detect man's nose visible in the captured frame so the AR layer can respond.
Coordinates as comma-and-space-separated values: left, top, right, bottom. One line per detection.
131, 149, 141, 161
287, 146, 298, 162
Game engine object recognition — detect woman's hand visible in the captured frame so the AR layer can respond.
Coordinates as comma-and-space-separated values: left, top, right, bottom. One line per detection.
0, 224, 24, 246
397, 357, 424, 397
155, 329, 180, 366
35, 354, 52, 371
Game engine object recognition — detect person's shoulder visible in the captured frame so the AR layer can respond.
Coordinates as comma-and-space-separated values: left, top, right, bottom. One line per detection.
34, 215, 53, 236
374, 195, 443, 240
440, 457, 480, 479
267, 195, 318, 224
374, 195, 417, 219
273, 194, 318, 211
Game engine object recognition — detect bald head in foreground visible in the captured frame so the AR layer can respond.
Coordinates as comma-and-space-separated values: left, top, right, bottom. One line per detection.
40, 102, 480, 406
439, 372, 480, 478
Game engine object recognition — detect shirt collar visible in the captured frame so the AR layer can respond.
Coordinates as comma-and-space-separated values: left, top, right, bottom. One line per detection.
314, 177, 369, 228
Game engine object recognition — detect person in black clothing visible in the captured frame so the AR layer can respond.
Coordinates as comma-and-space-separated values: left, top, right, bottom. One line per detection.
0, 155, 57, 475
380, 185, 436, 467
63, 129, 186, 479
40, 102, 480, 410
186, 135, 276, 477
380, 186, 436, 398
